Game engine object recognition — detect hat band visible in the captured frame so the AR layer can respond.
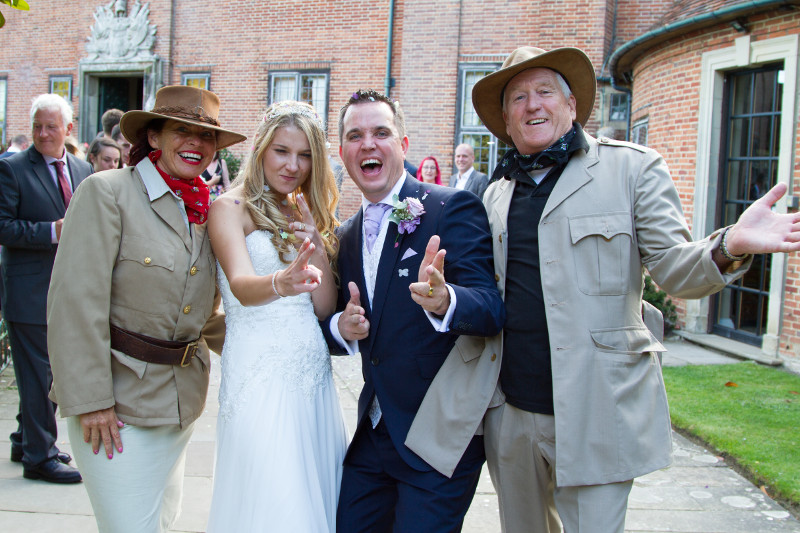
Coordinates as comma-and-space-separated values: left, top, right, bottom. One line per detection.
150, 106, 220, 127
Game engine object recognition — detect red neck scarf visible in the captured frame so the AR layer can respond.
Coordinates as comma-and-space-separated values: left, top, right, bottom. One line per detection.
149, 150, 210, 224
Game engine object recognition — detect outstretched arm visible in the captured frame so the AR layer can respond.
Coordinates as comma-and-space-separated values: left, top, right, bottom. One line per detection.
715, 183, 800, 269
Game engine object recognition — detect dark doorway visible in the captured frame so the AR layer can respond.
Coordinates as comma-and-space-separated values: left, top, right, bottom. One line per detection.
95, 76, 143, 135
711, 64, 783, 346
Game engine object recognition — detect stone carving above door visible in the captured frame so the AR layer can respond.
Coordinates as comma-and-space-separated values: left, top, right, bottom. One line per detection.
85, 1, 156, 61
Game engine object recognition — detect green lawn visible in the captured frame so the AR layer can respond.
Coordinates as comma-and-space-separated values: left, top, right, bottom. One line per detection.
663, 362, 800, 510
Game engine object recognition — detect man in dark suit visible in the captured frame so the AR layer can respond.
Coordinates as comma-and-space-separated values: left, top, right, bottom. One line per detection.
0, 93, 91, 483
449, 143, 489, 199
325, 89, 504, 532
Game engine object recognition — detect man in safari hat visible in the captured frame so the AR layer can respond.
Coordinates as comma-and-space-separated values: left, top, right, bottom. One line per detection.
469, 46, 800, 532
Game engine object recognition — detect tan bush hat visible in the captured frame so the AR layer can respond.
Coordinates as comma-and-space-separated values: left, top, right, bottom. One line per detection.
120, 85, 246, 150
472, 46, 596, 146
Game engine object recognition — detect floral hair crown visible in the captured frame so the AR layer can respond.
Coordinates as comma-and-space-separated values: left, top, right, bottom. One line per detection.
264, 101, 324, 130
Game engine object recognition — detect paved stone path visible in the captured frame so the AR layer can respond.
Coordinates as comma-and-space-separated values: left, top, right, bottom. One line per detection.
0, 338, 797, 532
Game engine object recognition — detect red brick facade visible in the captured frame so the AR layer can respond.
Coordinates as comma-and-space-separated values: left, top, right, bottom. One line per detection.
1, 1, 798, 360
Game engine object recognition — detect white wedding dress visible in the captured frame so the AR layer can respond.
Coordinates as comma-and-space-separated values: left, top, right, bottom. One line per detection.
207, 231, 347, 532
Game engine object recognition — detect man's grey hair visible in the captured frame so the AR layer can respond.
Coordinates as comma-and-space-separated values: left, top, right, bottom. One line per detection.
502, 70, 573, 111
30, 94, 73, 129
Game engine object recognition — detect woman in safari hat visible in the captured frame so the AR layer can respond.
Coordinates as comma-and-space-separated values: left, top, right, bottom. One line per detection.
47, 85, 246, 532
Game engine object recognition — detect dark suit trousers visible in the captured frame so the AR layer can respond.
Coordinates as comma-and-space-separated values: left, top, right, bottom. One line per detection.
7, 321, 58, 466
336, 419, 485, 533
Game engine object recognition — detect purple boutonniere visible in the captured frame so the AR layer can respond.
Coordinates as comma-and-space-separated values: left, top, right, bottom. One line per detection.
388, 194, 425, 247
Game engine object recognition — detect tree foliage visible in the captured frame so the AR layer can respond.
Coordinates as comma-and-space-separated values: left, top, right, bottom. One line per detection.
0, 0, 30, 29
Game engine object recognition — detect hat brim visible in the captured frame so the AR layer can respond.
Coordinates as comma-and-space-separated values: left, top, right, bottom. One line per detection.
472, 47, 596, 147
119, 111, 247, 151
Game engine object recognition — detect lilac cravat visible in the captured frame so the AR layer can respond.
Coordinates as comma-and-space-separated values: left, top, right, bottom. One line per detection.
363, 203, 391, 252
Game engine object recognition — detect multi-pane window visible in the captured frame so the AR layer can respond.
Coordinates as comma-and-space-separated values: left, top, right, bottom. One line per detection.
0, 78, 6, 146
609, 93, 628, 122
182, 73, 210, 90
631, 118, 648, 146
456, 65, 509, 176
269, 71, 329, 130
49, 76, 72, 100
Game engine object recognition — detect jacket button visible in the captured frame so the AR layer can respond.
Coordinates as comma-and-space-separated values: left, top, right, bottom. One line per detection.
183, 305, 192, 314
495, 274, 500, 282
190, 266, 198, 275
371, 357, 379, 366
491, 353, 497, 361
498, 234, 503, 243
144, 257, 152, 265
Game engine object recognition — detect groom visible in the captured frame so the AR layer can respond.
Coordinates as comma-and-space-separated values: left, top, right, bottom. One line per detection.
324, 90, 504, 532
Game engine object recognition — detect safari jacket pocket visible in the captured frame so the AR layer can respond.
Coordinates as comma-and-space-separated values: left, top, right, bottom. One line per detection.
118, 236, 175, 271
454, 335, 486, 363
591, 326, 665, 357
569, 212, 632, 295
110, 347, 147, 379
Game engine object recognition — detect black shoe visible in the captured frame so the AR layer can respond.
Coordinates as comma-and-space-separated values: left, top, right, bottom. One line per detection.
23, 458, 82, 483
11, 448, 72, 465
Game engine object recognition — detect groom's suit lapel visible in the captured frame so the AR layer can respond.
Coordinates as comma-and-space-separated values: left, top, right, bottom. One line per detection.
367, 175, 420, 352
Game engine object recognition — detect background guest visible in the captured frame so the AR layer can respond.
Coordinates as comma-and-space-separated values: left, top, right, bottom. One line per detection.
416, 156, 442, 185
111, 124, 132, 166
86, 137, 122, 172
0, 93, 91, 483
0, 134, 29, 159
449, 143, 488, 199
98, 108, 123, 138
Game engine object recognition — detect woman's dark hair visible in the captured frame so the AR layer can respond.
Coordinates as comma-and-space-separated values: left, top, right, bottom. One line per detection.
127, 118, 166, 166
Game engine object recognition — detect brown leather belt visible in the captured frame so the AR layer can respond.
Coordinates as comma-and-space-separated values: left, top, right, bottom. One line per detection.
109, 324, 199, 367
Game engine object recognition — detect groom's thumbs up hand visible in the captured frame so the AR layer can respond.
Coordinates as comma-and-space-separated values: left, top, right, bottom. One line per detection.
339, 282, 369, 341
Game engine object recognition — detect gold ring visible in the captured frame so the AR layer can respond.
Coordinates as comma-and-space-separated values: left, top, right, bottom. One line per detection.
427, 284, 434, 297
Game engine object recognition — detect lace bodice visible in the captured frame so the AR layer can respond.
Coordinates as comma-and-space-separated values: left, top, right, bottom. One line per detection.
216, 231, 332, 420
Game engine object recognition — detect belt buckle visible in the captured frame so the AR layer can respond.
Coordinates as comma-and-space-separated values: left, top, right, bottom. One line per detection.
180, 342, 198, 367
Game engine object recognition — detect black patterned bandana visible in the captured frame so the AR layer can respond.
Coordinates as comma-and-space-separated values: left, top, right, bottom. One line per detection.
490, 123, 588, 184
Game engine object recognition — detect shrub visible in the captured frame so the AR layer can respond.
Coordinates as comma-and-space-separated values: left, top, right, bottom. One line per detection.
643, 275, 678, 332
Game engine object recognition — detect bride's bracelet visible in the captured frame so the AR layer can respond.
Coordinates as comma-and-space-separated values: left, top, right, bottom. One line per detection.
272, 270, 287, 298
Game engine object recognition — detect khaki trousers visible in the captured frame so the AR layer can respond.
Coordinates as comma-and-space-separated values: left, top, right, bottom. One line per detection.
68, 416, 194, 533
485, 403, 633, 533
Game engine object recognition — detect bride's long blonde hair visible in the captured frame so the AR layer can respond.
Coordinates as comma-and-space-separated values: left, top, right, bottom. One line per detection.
233, 101, 339, 267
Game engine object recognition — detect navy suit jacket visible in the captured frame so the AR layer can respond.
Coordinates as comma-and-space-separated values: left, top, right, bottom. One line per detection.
324, 174, 504, 471
0, 146, 93, 324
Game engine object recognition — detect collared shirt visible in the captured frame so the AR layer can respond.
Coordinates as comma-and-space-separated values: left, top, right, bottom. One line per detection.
454, 167, 474, 190
136, 156, 191, 232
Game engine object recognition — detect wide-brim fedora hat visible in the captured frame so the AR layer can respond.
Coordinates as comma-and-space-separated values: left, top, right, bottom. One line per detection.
120, 85, 247, 150
472, 46, 596, 147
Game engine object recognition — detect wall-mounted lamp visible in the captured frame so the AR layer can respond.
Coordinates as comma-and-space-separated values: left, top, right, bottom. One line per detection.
730, 19, 749, 33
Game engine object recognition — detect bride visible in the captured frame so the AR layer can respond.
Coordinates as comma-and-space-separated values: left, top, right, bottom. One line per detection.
206, 101, 347, 532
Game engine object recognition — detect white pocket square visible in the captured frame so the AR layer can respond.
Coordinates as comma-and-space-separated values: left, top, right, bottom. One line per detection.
401, 248, 418, 261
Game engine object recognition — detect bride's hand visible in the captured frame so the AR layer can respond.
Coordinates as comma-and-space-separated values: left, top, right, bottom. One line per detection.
290, 194, 327, 258
273, 238, 323, 297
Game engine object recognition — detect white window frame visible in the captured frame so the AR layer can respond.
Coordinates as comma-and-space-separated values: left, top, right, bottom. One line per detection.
49, 75, 72, 100
182, 72, 211, 90
268, 71, 330, 130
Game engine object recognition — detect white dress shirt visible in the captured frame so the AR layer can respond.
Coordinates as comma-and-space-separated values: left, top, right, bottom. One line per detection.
454, 167, 474, 190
